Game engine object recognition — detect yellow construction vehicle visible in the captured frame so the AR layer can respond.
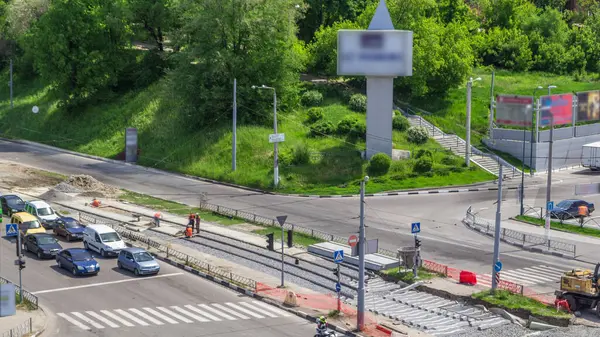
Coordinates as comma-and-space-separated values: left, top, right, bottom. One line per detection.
555, 264, 600, 315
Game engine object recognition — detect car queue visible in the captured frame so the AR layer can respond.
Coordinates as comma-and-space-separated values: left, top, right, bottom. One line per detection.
4, 195, 160, 277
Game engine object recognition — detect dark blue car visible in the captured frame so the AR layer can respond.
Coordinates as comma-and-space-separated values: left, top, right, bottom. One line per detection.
56, 248, 100, 276
552, 199, 595, 220
53, 217, 85, 241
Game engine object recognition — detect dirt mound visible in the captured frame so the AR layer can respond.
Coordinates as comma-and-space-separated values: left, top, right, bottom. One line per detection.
53, 181, 83, 193
39, 189, 73, 202
65, 175, 121, 197
78, 191, 106, 198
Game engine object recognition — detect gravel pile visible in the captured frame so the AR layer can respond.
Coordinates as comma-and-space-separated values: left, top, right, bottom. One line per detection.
64, 175, 121, 197
52, 182, 82, 193
39, 189, 73, 202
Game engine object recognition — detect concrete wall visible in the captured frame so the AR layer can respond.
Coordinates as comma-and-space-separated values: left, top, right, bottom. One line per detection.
366, 77, 394, 159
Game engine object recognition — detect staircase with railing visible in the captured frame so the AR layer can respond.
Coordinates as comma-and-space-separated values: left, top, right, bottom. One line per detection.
396, 104, 520, 179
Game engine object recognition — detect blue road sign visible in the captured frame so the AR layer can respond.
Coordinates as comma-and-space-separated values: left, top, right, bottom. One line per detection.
494, 261, 503, 273
411, 222, 421, 234
5, 224, 17, 237
333, 250, 344, 264
547, 201, 554, 211
335, 282, 341, 293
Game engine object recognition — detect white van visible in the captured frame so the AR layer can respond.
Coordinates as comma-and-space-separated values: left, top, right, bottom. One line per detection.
24, 200, 60, 228
83, 225, 126, 257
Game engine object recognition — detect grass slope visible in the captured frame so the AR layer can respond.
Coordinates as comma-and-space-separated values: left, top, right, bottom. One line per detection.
0, 75, 494, 194
408, 69, 600, 149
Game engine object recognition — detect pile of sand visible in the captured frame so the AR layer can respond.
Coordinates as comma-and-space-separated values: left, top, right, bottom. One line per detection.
64, 175, 122, 198
39, 189, 73, 202
53, 181, 83, 193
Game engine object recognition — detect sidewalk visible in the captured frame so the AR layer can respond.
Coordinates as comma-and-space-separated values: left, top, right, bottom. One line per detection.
0, 307, 47, 336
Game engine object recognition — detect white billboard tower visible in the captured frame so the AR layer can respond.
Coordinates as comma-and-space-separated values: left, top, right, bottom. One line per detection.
337, 0, 413, 159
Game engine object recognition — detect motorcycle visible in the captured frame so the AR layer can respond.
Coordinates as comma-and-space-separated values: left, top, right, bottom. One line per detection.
314, 328, 337, 337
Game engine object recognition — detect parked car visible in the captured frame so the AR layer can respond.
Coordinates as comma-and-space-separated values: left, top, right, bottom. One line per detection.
24, 200, 60, 229
53, 217, 85, 241
117, 247, 160, 276
11, 212, 46, 239
551, 199, 595, 220
83, 225, 126, 257
23, 233, 62, 259
56, 248, 99, 276
0, 195, 26, 217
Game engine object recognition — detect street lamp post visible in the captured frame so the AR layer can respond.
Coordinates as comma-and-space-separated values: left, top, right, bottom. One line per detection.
252, 85, 279, 187
529, 86, 543, 177
544, 85, 557, 243
465, 77, 482, 167
357, 175, 369, 331
520, 86, 543, 216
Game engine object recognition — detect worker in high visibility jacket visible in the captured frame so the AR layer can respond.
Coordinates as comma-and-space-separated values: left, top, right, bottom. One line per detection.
153, 212, 161, 227
185, 225, 193, 238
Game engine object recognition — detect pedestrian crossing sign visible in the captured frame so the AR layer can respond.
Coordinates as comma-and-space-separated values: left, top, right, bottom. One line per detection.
5, 224, 17, 237
411, 222, 420, 234
333, 250, 344, 264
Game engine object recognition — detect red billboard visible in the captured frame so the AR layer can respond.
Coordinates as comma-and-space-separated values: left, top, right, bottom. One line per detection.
540, 94, 573, 126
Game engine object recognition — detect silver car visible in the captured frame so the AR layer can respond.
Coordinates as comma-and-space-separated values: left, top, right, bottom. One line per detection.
117, 247, 160, 276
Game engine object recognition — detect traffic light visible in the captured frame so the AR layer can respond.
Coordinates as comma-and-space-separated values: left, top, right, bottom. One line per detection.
415, 237, 421, 249
332, 267, 339, 277
18, 259, 25, 270
266, 233, 274, 251
287, 230, 293, 248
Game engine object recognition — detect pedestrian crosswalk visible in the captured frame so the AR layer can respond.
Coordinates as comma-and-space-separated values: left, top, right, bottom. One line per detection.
57, 300, 291, 330
477, 265, 565, 288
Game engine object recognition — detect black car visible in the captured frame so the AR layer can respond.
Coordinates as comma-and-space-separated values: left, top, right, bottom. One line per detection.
552, 199, 595, 220
1, 195, 26, 217
53, 217, 85, 241
23, 233, 63, 259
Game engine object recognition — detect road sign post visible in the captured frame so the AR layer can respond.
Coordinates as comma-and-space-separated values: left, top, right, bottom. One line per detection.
335, 265, 341, 312
411, 222, 421, 278
16, 227, 23, 304
276, 215, 287, 288
491, 165, 503, 293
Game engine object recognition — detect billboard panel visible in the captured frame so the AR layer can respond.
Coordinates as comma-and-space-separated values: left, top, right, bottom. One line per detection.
337, 30, 413, 76
540, 94, 573, 126
577, 90, 600, 122
495, 95, 534, 126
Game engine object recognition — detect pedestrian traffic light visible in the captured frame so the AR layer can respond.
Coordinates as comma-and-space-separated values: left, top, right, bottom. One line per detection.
415, 237, 421, 249
15, 241, 21, 257
18, 259, 25, 270
332, 267, 339, 277
266, 233, 274, 251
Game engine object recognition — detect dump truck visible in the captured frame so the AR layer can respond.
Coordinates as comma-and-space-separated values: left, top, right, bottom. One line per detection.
555, 264, 600, 315
581, 141, 600, 171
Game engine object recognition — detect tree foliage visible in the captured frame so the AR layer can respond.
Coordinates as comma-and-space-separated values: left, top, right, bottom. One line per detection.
127, 0, 172, 51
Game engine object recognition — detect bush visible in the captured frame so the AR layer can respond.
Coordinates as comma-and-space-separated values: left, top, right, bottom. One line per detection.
413, 158, 433, 173
415, 149, 432, 159
277, 149, 293, 167
392, 115, 410, 132
301, 90, 324, 107
349, 120, 366, 140
433, 167, 450, 176
309, 121, 335, 137
441, 155, 459, 166
407, 126, 429, 145
291, 143, 310, 165
367, 153, 392, 176
337, 116, 366, 140
306, 107, 324, 124
349, 94, 367, 112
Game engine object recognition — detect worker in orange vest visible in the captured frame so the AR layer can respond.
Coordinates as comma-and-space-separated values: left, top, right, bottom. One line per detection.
153, 212, 161, 227
578, 205, 589, 226
185, 225, 193, 238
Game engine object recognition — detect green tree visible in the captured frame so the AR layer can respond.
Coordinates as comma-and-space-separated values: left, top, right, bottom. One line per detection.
298, 0, 372, 42
127, 0, 172, 51
26, 0, 132, 107
170, 0, 305, 128
307, 20, 361, 75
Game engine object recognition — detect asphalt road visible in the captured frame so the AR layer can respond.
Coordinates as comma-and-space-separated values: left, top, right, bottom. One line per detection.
0, 139, 598, 280
0, 228, 315, 337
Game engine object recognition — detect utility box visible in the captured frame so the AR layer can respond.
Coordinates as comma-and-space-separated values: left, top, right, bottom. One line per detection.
397, 247, 416, 269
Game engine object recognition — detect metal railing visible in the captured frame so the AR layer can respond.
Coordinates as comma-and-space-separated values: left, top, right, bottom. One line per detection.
463, 208, 576, 257
99, 222, 258, 291
0, 276, 38, 309
1, 318, 33, 337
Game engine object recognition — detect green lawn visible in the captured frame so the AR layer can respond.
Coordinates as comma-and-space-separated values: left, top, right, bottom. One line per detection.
0, 74, 496, 195
515, 215, 600, 238
473, 290, 570, 319
252, 227, 325, 247
119, 190, 244, 226
406, 68, 600, 149
380, 266, 440, 284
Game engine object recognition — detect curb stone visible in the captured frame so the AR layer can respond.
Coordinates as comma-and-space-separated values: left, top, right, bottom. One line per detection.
0, 137, 526, 198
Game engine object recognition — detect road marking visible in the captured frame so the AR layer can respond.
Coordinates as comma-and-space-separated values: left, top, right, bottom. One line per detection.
183, 305, 221, 321
142, 307, 178, 324
130, 308, 164, 325
114, 309, 149, 326
171, 306, 210, 322
225, 302, 264, 318
70, 312, 104, 329
211, 303, 250, 319
239, 302, 277, 317
85, 311, 119, 328
100, 310, 135, 327
250, 300, 292, 317
57, 313, 90, 330
32, 273, 184, 294
197, 304, 237, 320
156, 306, 193, 323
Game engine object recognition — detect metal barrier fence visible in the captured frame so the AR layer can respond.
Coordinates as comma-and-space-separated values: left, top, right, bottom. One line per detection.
1, 318, 33, 337
464, 209, 576, 258
198, 202, 398, 258
0, 276, 38, 309
100, 222, 258, 291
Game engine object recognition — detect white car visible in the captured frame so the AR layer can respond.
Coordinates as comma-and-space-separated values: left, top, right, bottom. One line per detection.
83, 225, 127, 257
24, 200, 60, 229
